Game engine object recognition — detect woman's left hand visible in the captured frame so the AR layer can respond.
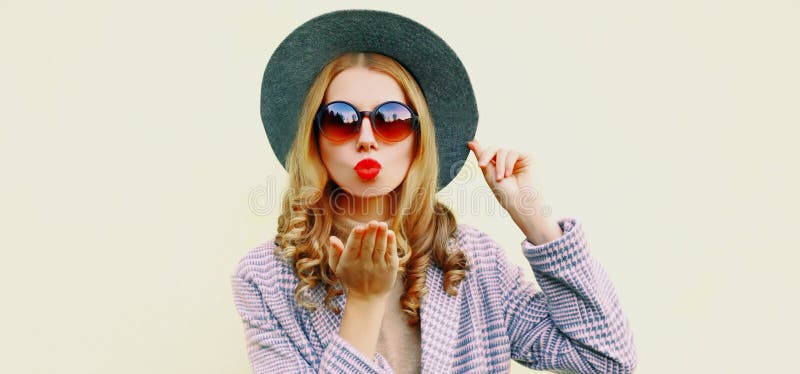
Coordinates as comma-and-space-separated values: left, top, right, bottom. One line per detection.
467, 139, 538, 215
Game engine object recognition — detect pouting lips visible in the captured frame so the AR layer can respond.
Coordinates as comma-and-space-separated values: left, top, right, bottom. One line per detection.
354, 158, 382, 180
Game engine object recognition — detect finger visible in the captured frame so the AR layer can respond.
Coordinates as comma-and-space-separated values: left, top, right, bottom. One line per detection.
343, 225, 365, 261
518, 152, 533, 168
495, 148, 508, 181
467, 140, 482, 158
331, 235, 344, 255
505, 150, 519, 177
360, 221, 378, 261
372, 222, 388, 263
477, 153, 497, 183
478, 145, 497, 167
512, 152, 533, 177
386, 230, 398, 267
328, 236, 342, 272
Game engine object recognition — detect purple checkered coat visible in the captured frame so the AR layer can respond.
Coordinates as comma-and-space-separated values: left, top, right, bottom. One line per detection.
231, 217, 638, 373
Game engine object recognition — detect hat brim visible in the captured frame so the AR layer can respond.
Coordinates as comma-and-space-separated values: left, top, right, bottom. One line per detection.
261, 9, 478, 191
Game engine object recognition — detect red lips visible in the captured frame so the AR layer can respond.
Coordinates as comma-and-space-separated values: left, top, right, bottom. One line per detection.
354, 158, 382, 180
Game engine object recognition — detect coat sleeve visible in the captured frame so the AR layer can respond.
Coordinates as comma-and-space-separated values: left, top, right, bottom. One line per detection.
491, 217, 638, 373
231, 269, 395, 373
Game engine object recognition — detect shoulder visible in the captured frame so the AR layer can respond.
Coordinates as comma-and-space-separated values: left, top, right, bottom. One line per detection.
451, 217, 584, 269
231, 236, 298, 291
453, 222, 500, 247
451, 222, 504, 269
455, 218, 582, 251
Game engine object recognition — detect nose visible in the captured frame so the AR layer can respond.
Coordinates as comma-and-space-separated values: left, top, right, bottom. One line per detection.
356, 116, 378, 152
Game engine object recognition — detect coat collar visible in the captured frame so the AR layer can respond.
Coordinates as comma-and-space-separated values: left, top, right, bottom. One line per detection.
308, 263, 464, 372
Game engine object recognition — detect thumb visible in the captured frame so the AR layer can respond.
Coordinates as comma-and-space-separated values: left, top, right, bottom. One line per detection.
328, 236, 342, 273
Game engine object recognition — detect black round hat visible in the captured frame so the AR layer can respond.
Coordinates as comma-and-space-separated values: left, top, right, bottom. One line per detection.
261, 9, 478, 191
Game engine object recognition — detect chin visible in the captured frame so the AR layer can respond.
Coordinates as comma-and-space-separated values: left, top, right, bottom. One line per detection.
340, 177, 401, 198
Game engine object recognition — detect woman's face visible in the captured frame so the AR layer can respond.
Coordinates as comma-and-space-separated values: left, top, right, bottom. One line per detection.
318, 67, 416, 198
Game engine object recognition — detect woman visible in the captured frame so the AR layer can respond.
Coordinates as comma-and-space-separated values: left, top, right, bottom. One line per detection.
232, 10, 637, 374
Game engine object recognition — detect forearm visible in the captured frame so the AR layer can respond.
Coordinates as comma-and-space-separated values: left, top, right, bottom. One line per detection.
338, 295, 388, 361
521, 218, 637, 372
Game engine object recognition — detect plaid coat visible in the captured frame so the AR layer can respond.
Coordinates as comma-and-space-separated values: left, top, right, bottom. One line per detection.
231, 218, 637, 373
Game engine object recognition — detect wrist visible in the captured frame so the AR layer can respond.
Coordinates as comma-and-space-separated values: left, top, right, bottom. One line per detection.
508, 202, 562, 246
346, 292, 390, 307
339, 294, 387, 361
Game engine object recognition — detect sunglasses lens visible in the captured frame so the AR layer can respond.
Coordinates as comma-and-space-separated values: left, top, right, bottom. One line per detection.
374, 102, 416, 142
319, 102, 359, 141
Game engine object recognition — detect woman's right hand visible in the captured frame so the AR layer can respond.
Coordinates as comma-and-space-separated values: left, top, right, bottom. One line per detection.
328, 220, 399, 301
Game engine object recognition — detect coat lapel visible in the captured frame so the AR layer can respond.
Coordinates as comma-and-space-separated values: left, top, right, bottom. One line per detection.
308, 263, 463, 373
419, 262, 463, 373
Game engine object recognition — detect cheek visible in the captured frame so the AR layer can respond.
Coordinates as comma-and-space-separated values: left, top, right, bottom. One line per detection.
319, 142, 344, 168
404, 145, 415, 164
318, 143, 330, 168
397, 139, 415, 167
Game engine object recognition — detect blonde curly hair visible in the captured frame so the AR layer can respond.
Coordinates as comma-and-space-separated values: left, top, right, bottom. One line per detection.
274, 52, 469, 327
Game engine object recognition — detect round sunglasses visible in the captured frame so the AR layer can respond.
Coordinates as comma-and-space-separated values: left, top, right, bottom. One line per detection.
315, 100, 419, 143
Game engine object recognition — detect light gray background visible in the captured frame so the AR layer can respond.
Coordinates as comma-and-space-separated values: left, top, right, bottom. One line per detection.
1, 1, 797, 373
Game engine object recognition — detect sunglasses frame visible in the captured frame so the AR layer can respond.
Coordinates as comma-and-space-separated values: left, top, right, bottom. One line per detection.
314, 100, 420, 143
